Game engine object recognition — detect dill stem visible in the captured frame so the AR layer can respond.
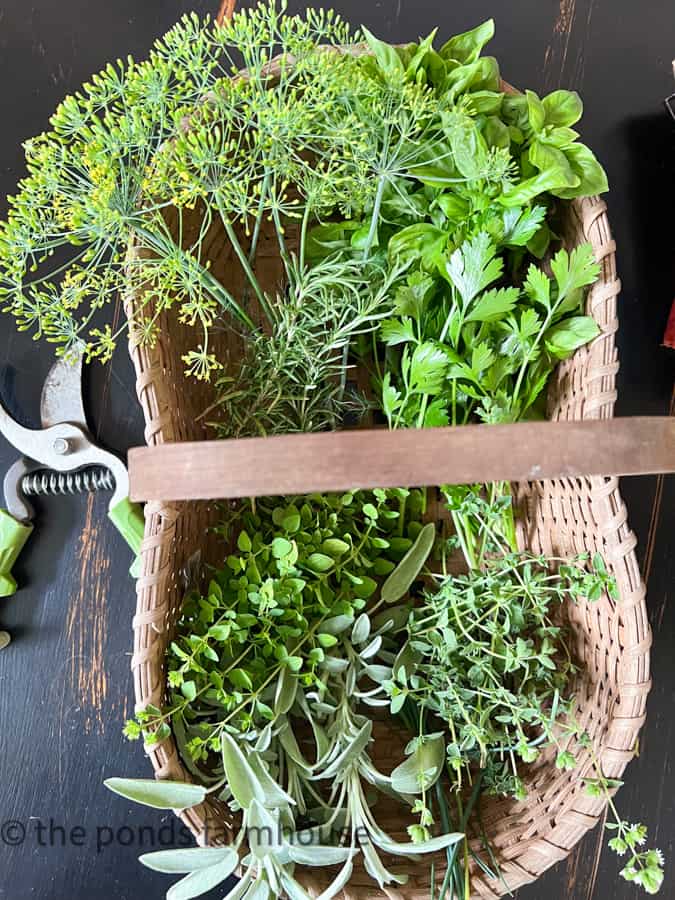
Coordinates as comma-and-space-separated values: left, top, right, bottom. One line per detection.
133, 223, 256, 331
216, 200, 275, 325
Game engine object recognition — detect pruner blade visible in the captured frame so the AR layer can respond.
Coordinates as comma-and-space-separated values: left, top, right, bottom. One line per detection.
40, 348, 88, 430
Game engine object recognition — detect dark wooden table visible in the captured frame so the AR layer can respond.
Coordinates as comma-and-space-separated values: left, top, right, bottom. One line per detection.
0, 1, 673, 898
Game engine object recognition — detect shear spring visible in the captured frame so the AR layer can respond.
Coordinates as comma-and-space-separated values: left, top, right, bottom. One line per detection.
21, 467, 114, 498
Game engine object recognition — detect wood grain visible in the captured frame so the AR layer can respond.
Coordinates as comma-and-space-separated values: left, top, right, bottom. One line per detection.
129, 418, 675, 501
543, 0, 596, 92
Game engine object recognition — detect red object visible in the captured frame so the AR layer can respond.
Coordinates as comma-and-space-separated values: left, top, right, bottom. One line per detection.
664, 300, 675, 349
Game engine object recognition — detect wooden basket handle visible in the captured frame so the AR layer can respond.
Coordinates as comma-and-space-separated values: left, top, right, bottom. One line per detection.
128, 417, 675, 502
216, 0, 237, 26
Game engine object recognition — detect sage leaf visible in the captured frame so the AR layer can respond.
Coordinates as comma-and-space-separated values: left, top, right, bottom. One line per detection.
393, 641, 421, 682
220, 733, 266, 810
390, 733, 446, 794
318, 721, 373, 779
287, 844, 356, 866
248, 753, 295, 809
222, 872, 253, 900
166, 853, 240, 900
279, 871, 314, 900
274, 664, 297, 716
139, 847, 237, 874
316, 860, 354, 900
363, 664, 393, 684
247, 799, 283, 859
246, 878, 271, 900
104, 778, 206, 811
373, 829, 464, 856
381, 523, 436, 604
372, 604, 411, 634
321, 656, 350, 674
278, 721, 312, 771
361, 840, 407, 888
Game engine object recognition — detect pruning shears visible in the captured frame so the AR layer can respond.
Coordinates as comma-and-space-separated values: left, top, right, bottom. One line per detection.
0, 349, 144, 606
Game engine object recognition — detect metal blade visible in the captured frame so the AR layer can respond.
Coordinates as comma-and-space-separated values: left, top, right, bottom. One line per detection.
40, 350, 88, 430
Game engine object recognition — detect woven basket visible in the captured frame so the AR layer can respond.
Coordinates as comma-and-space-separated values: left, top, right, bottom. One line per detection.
125, 71, 651, 896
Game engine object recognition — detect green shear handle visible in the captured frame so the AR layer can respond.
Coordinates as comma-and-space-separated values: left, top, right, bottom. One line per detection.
109, 497, 145, 579
0, 509, 33, 598
0, 497, 144, 597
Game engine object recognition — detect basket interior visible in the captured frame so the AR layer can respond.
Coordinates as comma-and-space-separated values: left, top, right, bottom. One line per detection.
128, 195, 650, 899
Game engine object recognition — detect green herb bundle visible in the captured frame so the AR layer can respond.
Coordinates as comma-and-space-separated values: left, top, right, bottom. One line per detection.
0, 0, 661, 896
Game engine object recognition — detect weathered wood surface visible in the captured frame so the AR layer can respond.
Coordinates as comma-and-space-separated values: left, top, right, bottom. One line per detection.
129, 418, 675, 501
0, 1, 673, 898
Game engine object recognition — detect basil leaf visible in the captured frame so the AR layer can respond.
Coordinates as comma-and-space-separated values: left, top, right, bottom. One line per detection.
499, 169, 578, 207
305, 221, 359, 262
443, 57, 500, 100
388, 223, 447, 270
439, 19, 494, 63
482, 115, 511, 149
362, 27, 405, 78
528, 139, 578, 186
553, 143, 609, 199
542, 89, 583, 127
526, 90, 546, 133
443, 112, 490, 179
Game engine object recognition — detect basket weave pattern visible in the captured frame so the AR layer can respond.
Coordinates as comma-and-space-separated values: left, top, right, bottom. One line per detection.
126, 192, 650, 899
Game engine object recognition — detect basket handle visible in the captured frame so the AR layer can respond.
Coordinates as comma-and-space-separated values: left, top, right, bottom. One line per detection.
128, 417, 675, 502
216, 0, 237, 26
